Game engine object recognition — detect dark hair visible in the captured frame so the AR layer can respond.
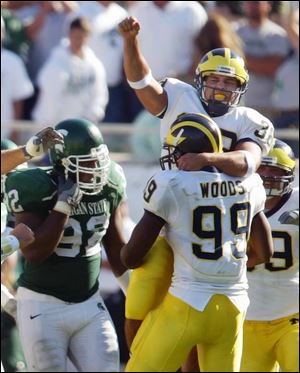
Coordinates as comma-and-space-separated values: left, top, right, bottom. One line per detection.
69, 17, 90, 33
194, 13, 244, 59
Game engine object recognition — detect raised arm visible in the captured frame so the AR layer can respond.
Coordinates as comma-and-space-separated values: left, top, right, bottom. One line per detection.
118, 16, 167, 116
1, 127, 64, 175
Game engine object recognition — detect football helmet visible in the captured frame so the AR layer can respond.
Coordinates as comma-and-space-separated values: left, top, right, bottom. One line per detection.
195, 48, 249, 116
160, 112, 223, 170
258, 139, 296, 197
49, 118, 110, 195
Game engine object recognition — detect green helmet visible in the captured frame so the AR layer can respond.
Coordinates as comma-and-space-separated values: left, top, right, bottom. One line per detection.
49, 118, 110, 195
1, 139, 18, 150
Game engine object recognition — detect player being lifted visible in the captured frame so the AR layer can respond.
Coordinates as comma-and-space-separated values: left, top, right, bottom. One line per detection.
118, 16, 275, 360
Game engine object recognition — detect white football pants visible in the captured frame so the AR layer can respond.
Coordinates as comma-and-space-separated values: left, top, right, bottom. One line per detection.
17, 287, 119, 372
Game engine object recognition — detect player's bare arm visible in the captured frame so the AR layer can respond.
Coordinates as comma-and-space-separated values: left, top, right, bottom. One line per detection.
177, 141, 262, 177
121, 210, 165, 269
14, 175, 82, 263
102, 206, 128, 277
247, 211, 273, 267
1, 127, 64, 175
118, 16, 167, 116
14, 210, 69, 263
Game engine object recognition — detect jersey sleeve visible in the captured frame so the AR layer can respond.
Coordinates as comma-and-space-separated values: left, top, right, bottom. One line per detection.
162, 78, 191, 118
107, 161, 127, 211
142, 171, 176, 222
238, 107, 274, 156
4, 168, 57, 214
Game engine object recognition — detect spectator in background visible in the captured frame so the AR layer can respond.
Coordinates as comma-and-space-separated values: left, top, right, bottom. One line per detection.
211, 1, 244, 21
13, 1, 78, 84
72, 1, 142, 123
33, 17, 108, 124
12, 1, 78, 118
271, 4, 299, 128
130, 110, 161, 163
128, 1, 208, 82
1, 3, 31, 62
235, 1, 291, 120
191, 13, 244, 77
1, 16, 33, 142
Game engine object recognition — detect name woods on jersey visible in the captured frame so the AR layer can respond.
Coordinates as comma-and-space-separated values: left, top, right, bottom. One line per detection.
199, 180, 246, 198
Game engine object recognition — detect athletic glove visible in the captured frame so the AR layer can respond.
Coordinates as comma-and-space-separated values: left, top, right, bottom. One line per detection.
24, 127, 64, 158
53, 175, 83, 215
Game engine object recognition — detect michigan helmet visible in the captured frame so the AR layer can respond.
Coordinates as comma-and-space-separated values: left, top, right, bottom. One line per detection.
258, 139, 295, 197
49, 118, 110, 195
160, 112, 223, 170
195, 48, 249, 116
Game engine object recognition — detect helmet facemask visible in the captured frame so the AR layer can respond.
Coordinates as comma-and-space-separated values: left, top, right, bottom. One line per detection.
258, 139, 296, 199
194, 48, 249, 117
258, 165, 295, 198
61, 144, 110, 195
195, 72, 247, 116
160, 145, 182, 170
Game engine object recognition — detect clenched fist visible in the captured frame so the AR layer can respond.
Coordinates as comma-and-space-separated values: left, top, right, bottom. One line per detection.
10, 223, 35, 250
118, 16, 141, 40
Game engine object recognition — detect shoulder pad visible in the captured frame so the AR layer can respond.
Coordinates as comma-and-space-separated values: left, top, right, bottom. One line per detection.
104, 161, 126, 207
4, 167, 57, 213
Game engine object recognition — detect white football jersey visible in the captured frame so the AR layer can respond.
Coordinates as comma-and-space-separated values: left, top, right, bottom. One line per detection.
246, 187, 299, 320
143, 169, 266, 312
160, 78, 274, 154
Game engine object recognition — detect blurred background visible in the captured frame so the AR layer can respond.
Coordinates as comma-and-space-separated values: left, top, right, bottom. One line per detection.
1, 1, 299, 371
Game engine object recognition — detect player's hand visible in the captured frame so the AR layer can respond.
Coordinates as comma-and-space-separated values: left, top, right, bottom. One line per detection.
177, 153, 208, 171
25, 127, 64, 158
118, 16, 140, 40
57, 175, 82, 208
10, 223, 35, 250
279, 209, 299, 226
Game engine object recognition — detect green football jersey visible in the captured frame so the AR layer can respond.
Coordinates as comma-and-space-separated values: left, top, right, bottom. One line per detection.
4, 162, 126, 302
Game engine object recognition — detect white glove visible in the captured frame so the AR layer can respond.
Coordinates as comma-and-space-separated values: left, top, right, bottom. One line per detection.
25, 127, 64, 158
53, 175, 83, 215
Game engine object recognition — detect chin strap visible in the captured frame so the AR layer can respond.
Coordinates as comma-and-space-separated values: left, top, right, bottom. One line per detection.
206, 100, 230, 117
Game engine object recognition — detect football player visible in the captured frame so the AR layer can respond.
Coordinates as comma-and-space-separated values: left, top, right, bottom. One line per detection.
118, 16, 275, 356
3, 119, 129, 372
241, 139, 299, 372
121, 113, 273, 372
